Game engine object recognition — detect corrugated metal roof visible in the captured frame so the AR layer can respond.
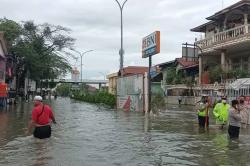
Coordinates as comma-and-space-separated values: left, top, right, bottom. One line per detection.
207, 0, 250, 20
176, 58, 198, 68
227, 78, 250, 90
190, 21, 215, 32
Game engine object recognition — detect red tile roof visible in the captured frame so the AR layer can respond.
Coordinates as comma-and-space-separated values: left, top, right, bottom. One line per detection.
120, 66, 148, 76
176, 58, 198, 68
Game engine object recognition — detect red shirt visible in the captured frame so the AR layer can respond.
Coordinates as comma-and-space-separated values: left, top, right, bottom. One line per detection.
32, 104, 54, 125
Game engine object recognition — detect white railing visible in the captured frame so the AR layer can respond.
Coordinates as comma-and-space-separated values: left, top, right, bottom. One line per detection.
214, 25, 245, 42
196, 37, 213, 49
196, 24, 250, 49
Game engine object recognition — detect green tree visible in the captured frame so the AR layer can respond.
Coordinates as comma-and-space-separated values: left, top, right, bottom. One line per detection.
228, 68, 249, 79
56, 83, 71, 97
209, 65, 223, 83
174, 71, 183, 84
151, 94, 166, 114
0, 18, 22, 50
166, 67, 176, 84
0, 19, 75, 86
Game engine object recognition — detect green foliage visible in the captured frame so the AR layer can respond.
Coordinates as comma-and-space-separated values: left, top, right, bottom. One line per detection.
0, 18, 22, 49
174, 72, 183, 84
209, 66, 250, 83
226, 69, 249, 79
0, 18, 75, 82
209, 66, 223, 83
151, 94, 166, 114
72, 91, 116, 108
165, 67, 184, 84
56, 83, 71, 97
166, 67, 176, 84
79, 83, 89, 93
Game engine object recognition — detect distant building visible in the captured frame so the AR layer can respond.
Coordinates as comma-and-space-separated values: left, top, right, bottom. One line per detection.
71, 67, 80, 82
107, 72, 118, 95
107, 66, 148, 95
118, 66, 148, 77
191, 0, 250, 84
158, 57, 199, 96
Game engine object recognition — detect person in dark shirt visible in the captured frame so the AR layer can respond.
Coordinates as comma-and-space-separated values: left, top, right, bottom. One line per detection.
228, 100, 241, 139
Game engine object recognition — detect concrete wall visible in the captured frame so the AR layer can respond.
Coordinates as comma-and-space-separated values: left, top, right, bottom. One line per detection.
165, 96, 197, 105
117, 74, 145, 112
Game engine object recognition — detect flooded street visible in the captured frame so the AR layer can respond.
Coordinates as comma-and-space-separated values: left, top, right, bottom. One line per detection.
0, 98, 250, 166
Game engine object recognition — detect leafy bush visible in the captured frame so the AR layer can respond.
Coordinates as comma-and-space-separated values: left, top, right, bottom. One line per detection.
72, 91, 116, 108
56, 83, 71, 97
209, 66, 223, 83
151, 94, 166, 114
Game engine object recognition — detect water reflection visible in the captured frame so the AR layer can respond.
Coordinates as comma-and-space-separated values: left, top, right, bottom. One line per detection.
0, 98, 250, 165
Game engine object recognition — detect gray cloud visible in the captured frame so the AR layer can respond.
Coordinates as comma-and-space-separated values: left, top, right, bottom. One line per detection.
0, 0, 239, 79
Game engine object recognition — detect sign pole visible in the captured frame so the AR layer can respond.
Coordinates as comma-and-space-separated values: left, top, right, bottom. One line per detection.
142, 31, 160, 113
148, 55, 152, 113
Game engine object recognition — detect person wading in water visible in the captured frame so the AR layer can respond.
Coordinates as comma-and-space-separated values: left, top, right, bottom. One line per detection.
27, 96, 56, 139
213, 96, 230, 129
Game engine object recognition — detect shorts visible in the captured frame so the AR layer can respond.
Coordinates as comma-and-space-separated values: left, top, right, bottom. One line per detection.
228, 125, 240, 139
198, 116, 209, 128
33, 125, 51, 139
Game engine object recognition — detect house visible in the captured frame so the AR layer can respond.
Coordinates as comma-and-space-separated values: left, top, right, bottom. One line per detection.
158, 58, 199, 97
107, 66, 148, 96
176, 58, 199, 79
191, 0, 250, 84
107, 72, 118, 95
158, 58, 198, 85
119, 66, 148, 76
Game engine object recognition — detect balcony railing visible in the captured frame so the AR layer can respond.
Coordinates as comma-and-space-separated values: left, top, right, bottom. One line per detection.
196, 24, 250, 50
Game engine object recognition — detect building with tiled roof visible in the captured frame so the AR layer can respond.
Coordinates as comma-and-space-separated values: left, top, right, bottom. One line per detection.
119, 66, 148, 76
192, 0, 250, 84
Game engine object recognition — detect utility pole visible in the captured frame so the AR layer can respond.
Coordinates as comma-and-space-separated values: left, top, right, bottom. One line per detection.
115, 0, 128, 76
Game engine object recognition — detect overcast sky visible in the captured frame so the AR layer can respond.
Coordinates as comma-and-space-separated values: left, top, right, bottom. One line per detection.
0, 0, 239, 79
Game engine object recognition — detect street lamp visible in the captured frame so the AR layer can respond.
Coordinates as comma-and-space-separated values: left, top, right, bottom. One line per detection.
71, 49, 93, 83
114, 0, 128, 76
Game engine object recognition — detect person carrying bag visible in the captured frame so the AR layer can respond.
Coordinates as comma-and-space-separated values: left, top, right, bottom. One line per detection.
27, 96, 56, 139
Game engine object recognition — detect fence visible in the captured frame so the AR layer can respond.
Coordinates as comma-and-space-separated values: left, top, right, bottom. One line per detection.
117, 74, 145, 112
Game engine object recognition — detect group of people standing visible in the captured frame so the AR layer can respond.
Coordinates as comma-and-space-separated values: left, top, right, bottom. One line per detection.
196, 96, 250, 139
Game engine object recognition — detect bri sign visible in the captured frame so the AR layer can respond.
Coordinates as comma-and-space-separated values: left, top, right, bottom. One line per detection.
142, 31, 160, 58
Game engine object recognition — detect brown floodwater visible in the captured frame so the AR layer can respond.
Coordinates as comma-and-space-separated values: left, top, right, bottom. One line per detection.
0, 97, 250, 166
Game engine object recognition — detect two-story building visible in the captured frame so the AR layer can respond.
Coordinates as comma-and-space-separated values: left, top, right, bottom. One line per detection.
192, 0, 250, 84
